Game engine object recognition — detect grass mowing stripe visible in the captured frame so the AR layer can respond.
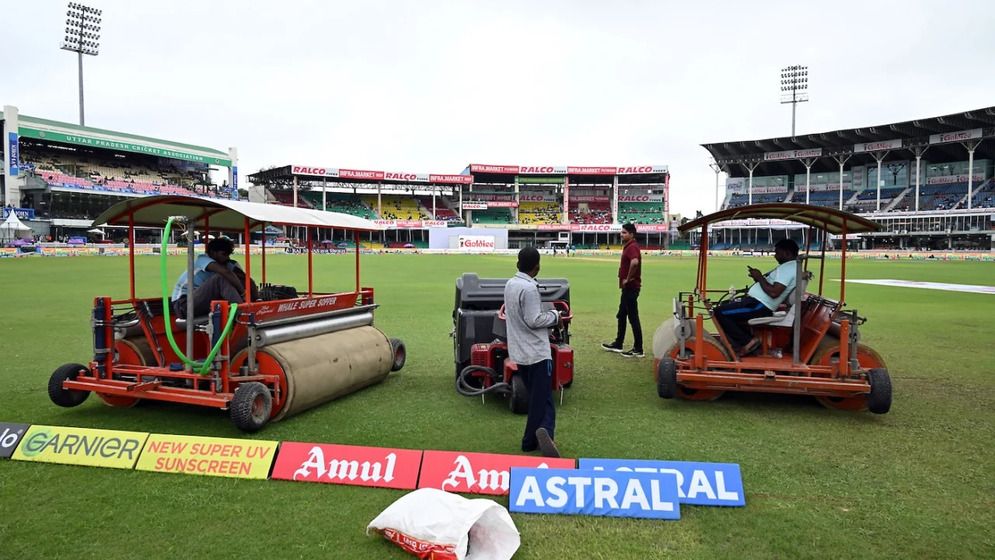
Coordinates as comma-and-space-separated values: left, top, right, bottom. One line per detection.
0, 254, 992, 558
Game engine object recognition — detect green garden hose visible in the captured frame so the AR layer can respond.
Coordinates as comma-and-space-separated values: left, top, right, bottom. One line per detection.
161, 217, 239, 375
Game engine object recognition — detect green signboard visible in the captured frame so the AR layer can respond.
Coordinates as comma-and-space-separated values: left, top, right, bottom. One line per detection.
18, 127, 231, 167
517, 176, 565, 184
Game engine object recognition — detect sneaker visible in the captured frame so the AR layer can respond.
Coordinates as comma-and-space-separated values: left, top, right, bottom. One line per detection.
536, 428, 560, 458
621, 349, 645, 358
738, 337, 761, 357
601, 341, 624, 353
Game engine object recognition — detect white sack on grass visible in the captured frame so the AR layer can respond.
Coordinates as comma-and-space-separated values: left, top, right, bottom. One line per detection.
367, 487, 520, 560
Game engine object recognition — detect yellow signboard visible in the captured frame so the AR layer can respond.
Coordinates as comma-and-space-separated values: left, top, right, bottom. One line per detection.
135, 434, 278, 480
12, 425, 148, 469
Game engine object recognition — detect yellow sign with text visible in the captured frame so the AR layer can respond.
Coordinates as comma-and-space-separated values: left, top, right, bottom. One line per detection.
135, 434, 278, 480
12, 425, 148, 469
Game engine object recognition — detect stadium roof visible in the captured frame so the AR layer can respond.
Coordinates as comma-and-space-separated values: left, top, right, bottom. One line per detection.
679, 203, 881, 235
702, 106, 995, 177
249, 163, 671, 187
92, 195, 382, 232
249, 165, 473, 186
466, 163, 669, 184
2, 110, 231, 167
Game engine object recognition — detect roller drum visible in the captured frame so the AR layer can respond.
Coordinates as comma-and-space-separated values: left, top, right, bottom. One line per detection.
116, 337, 157, 366
254, 311, 374, 348
236, 325, 393, 422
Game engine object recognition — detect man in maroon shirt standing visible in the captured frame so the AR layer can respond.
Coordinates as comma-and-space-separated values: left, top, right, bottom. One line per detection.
602, 223, 643, 357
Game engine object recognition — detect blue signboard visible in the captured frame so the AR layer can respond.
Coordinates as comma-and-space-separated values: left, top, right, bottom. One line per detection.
231, 166, 239, 200
509, 467, 681, 520
2, 207, 35, 220
7, 132, 19, 176
578, 458, 745, 507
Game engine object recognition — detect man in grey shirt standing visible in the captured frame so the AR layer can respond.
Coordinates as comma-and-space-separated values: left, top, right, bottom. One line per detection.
504, 246, 563, 458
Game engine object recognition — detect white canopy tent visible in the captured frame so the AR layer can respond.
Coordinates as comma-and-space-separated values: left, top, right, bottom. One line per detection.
0, 210, 33, 243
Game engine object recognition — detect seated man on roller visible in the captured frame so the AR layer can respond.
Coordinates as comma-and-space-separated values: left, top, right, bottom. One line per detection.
171, 237, 257, 319
714, 238, 799, 356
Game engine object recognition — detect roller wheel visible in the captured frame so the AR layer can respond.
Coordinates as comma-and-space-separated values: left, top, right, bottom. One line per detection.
664, 334, 727, 401
867, 368, 892, 414
230, 382, 272, 432
97, 393, 140, 408
390, 338, 406, 372
509, 374, 529, 415
657, 358, 677, 399
49, 363, 91, 407
816, 396, 868, 411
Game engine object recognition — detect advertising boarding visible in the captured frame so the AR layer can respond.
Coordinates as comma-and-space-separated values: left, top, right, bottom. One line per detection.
458, 235, 496, 253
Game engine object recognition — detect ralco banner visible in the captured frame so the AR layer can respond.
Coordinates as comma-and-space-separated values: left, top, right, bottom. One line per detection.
418, 450, 575, 496
271, 442, 422, 489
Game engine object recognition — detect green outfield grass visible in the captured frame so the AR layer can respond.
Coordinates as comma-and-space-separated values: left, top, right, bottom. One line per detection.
0, 253, 993, 559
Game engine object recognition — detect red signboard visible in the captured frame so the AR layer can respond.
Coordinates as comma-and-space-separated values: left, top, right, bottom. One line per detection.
418, 450, 574, 496
469, 164, 520, 174
429, 174, 473, 184
567, 166, 616, 175
250, 294, 351, 323
339, 169, 386, 180
271, 442, 422, 489
635, 224, 670, 232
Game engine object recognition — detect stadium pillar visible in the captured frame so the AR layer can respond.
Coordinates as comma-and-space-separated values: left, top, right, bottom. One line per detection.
514, 177, 520, 223
2, 105, 23, 208
870, 151, 890, 212
744, 161, 760, 205
708, 162, 721, 211
962, 140, 981, 209
431, 187, 436, 218
612, 175, 619, 223
562, 177, 570, 225
322, 177, 327, 211
377, 184, 382, 218
800, 158, 816, 205
293, 176, 298, 207
911, 146, 929, 212
833, 154, 851, 211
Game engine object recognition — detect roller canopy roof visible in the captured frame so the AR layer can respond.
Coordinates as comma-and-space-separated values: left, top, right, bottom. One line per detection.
92, 195, 383, 232
678, 203, 882, 235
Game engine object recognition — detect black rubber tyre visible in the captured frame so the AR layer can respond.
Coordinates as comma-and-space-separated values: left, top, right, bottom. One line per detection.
48, 363, 91, 407
390, 338, 406, 372
657, 358, 677, 399
867, 368, 892, 414
509, 374, 529, 414
230, 382, 272, 432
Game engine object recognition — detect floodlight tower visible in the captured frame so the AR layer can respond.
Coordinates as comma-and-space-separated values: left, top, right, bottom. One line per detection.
780, 65, 808, 137
61, 3, 102, 126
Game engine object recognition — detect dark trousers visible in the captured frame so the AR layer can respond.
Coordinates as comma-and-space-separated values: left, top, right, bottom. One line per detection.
614, 287, 643, 351
521, 359, 555, 452
172, 274, 244, 319
714, 296, 772, 348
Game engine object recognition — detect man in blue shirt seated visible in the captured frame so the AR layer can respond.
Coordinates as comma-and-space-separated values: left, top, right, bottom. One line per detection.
714, 239, 799, 356
171, 237, 256, 319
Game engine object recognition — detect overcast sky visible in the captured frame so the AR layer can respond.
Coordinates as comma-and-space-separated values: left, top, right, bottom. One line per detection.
2, 0, 994, 216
